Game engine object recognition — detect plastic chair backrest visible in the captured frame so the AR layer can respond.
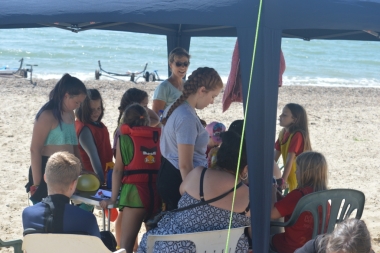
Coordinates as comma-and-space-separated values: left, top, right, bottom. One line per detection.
0, 238, 23, 253
281, 189, 365, 238
146, 226, 247, 253
22, 234, 125, 253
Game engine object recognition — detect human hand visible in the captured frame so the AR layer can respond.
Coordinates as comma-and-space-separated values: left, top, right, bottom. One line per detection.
281, 179, 288, 190
276, 178, 288, 190
99, 199, 116, 209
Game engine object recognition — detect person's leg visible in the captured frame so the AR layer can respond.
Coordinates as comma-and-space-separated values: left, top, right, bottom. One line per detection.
115, 209, 122, 247
133, 237, 138, 252
273, 161, 282, 179
120, 207, 146, 253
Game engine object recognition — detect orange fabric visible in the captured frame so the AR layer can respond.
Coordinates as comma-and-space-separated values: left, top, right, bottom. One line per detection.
275, 130, 304, 156
75, 121, 113, 179
119, 124, 161, 184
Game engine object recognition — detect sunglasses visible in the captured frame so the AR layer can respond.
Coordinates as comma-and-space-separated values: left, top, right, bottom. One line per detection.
175, 61, 190, 67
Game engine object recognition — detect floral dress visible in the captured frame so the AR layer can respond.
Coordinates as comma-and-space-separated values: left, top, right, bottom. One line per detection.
137, 192, 251, 253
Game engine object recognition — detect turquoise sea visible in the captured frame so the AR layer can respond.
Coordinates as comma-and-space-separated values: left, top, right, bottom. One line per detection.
1, 28, 380, 87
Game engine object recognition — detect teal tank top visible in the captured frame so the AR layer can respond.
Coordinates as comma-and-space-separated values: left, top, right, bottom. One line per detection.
44, 122, 78, 146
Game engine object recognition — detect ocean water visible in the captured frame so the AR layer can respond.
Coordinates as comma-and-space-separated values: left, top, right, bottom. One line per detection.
1, 28, 380, 87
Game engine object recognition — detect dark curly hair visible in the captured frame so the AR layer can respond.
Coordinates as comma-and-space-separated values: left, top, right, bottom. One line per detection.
216, 131, 247, 174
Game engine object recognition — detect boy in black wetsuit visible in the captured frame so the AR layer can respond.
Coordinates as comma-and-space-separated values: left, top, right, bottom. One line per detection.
22, 151, 100, 237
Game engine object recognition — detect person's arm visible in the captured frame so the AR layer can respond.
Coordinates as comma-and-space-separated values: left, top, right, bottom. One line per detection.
99, 139, 123, 208
146, 107, 160, 127
282, 152, 296, 189
179, 166, 201, 195
273, 161, 282, 179
178, 144, 194, 180
30, 111, 53, 186
152, 99, 166, 114
271, 205, 283, 220
274, 149, 281, 162
79, 127, 105, 184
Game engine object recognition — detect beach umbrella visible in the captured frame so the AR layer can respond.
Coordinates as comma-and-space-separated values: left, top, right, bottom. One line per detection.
1, 0, 380, 252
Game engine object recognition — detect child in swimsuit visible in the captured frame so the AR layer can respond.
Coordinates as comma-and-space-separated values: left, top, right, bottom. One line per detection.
27, 73, 87, 204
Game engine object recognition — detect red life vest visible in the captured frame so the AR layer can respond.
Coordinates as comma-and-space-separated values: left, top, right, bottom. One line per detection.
75, 120, 113, 178
120, 124, 161, 184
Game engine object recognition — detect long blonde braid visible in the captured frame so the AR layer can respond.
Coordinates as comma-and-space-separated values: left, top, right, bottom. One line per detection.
161, 67, 223, 125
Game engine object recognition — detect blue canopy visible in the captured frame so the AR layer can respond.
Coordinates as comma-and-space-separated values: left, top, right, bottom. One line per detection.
2, 0, 380, 252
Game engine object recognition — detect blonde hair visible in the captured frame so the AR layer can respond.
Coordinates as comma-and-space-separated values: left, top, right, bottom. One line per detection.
285, 103, 312, 151
122, 103, 150, 127
168, 47, 190, 64
296, 151, 328, 192
317, 218, 373, 253
45, 152, 81, 190
161, 67, 223, 125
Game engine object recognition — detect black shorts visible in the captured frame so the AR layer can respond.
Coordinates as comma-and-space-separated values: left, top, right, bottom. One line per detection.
156, 157, 182, 211
26, 156, 49, 204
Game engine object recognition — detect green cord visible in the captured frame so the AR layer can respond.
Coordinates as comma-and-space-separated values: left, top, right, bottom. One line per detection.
224, 0, 264, 251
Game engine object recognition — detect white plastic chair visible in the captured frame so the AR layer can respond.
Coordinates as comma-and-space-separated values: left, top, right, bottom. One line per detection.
22, 234, 125, 253
146, 227, 248, 253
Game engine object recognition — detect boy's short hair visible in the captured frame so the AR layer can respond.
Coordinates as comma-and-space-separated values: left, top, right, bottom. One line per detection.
45, 152, 81, 189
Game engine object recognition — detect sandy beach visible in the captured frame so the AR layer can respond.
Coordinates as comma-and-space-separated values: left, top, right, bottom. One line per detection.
0, 77, 379, 252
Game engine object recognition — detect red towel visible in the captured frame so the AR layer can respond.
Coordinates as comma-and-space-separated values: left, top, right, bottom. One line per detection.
222, 40, 286, 112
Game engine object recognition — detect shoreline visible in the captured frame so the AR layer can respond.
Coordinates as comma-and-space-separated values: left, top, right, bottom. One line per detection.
0, 78, 379, 252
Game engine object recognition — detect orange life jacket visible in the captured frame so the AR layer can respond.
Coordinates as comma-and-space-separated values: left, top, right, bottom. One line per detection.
120, 124, 161, 184
75, 120, 113, 178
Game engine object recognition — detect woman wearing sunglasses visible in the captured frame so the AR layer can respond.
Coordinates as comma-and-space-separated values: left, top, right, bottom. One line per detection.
152, 47, 190, 114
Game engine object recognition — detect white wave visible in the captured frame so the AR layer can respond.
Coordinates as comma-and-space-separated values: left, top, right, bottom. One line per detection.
282, 76, 380, 87
32, 73, 380, 88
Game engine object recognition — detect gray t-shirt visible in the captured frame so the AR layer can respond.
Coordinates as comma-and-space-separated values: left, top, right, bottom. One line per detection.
152, 79, 183, 110
160, 102, 208, 170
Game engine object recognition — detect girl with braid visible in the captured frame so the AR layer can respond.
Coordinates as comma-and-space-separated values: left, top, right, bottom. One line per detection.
157, 67, 223, 211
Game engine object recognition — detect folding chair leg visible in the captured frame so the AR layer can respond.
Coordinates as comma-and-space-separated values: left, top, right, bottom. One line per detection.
0, 239, 23, 253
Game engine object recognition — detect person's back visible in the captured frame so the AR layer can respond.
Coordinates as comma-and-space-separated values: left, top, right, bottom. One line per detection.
270, 151, 328, 253
22, 194, 100, 237
137, 131, 251, 253
22, 152, 100, 238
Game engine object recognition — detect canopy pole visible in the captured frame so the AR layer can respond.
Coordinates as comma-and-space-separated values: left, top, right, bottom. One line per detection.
237, 26, 282, 253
